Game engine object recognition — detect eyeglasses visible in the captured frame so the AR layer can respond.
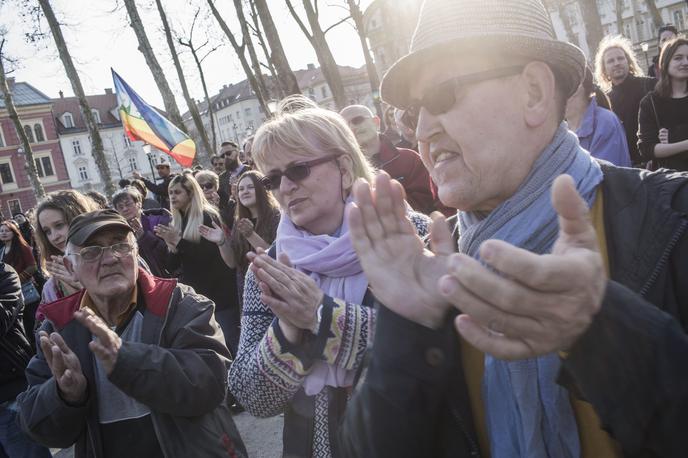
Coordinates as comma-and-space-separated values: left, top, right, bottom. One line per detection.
70, 242, 134, 263
199, 182, 216, 191
115, 200, 136, 211
349, 115, 370, 126
401, 65, 525, 131
262, 155, 338, 190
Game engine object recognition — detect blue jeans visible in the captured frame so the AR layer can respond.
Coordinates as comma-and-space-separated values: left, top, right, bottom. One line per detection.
214, 308, 241, 358
0, 400, 51, 458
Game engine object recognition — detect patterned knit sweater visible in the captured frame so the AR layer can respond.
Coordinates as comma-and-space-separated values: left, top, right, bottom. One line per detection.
228, 213, 430, 457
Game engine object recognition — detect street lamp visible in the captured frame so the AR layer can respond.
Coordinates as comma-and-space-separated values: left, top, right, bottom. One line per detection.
641, 42, 650, 69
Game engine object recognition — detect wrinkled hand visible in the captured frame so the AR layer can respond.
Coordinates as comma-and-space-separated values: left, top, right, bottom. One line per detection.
128, 217, 144, 239
349, 173, 454, 329
237, 218, 254, 237
659, 128, 669, 144
49, 255, 81, 293
248, 249, 323, 342
154, 224, 181, 249
441, 174, 606, 360
199, 222, 225, 245
39, 330, 87, 404
74, 308, 122, 375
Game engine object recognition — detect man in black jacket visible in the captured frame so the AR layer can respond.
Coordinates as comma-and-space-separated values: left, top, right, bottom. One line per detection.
133, 160, 175, 210
340, 0, 688, 457
0, 262, 51, 457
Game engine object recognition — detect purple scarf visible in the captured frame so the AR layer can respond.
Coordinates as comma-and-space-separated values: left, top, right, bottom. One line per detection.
276, 200, 367, 395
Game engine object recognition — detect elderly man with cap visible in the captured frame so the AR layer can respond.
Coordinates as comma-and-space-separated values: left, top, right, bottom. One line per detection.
133, 160, 176, 210
16, 210, 246, 458
340, 0, 688, 457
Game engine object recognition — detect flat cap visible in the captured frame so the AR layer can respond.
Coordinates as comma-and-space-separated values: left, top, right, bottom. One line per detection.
67, 209, 133, 246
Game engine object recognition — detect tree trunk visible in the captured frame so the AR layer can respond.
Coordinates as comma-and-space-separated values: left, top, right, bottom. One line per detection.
233, 0, 270, 101
253, 0, 301, 96
286, 0, 348, 110
0, 43, 46, 199
615, 0, 625, 35
630, 0, 641, 41
579, 0, 605, 57
38, 0, 115, 197
206, 0, 272, 116
248, 0, 281, 98
558, 2, 578, 46
154, 0, 213, 165
178, 39, 217, 156
644, 0, 663, 30
347, 0, 382, 119
122, 0, 187, 133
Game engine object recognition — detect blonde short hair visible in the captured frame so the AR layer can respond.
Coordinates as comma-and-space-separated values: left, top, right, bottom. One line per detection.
594, 35, 645, 92
252, 97, 375, 187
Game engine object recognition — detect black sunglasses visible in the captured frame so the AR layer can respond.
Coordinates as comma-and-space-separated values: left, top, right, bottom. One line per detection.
199, 182, 215, 191
262, 155, 338, 190
349, 115, 370, 126
401, 65, 525, 131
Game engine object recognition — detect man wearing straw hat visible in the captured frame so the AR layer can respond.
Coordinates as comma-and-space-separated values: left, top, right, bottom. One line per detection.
341, 0, 688, 456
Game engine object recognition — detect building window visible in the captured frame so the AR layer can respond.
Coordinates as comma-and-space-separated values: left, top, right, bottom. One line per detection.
34, 156, 55, 178
0, 162, 15, 185
123, 134, 132, 147
7, 199, 21, 217
63, 113, 74, 128
34, 124, 45, 142
236, 110, 241, 119
128, 157, 138, 172
73, 139, 82, 156
244, 107, 252, 117
0, 129, 4, 147
674, 10, 685, 31
91, 109, 101, 124
78, 166, 89, 181
321, 86, 328, 98
23, 125, 35, 143
308, 87, 315, 97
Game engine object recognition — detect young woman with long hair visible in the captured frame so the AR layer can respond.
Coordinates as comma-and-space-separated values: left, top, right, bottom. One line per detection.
33, 190, 99, 304
154, 172, 240, 355
199, 170, 280, 305
228, 99, 430, 457
638, 37, 688, 171
0, 220, 40, 334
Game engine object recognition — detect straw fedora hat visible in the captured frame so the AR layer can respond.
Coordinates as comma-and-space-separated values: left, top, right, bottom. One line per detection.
381, 0, 587, 108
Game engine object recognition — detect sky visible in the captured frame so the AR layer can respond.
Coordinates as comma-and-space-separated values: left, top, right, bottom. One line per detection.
0, 0, 375, 109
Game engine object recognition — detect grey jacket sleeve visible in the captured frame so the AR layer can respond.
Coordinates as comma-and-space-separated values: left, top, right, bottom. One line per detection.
108, 289, 231, 418
16, 321, 90, 449
559, 280, 688, 457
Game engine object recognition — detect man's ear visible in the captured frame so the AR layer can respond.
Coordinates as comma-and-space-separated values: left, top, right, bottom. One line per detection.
520, 61, 557, 128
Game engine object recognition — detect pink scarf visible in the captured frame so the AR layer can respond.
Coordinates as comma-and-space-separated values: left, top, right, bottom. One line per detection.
276, 201, 367, 395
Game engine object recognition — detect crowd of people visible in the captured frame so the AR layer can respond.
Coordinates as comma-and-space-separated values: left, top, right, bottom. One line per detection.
1, 0, 688, 456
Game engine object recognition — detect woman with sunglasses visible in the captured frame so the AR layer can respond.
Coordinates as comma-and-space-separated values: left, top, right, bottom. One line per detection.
199, 170, 280, 308
194, 170, 221, 207
154, 172, 240, 355
638, 37, 688, 171
228, 99, 430, 458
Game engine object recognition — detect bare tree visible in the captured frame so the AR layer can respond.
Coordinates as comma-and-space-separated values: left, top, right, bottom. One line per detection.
206, 0, 271, 116
247, 0, 281, 97
38, 0, 115, 197
615, 0, 625, 35
579, 0, 605, 56
232, 0, 270, 100
285, 0, 348, 109
178, 9, 220, 156
644, 0, 663, 30
346, 0, 382, 118
253, 0, 301, 96
0, 38, 45, 199
122, 0, 187, 133
153, 0, 213, 165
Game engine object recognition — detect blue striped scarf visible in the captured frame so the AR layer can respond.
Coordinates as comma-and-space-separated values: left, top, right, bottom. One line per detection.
458, 124, 603, 458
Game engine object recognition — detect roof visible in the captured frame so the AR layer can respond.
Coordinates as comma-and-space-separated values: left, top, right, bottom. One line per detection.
51, 92, 122, 134
0, 81, 52, 109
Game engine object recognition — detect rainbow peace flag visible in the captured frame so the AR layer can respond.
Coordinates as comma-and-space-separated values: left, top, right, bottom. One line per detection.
112, 69, 196, 167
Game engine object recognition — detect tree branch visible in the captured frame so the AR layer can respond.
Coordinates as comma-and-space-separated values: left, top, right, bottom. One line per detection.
285, 0, 313, 42
324, 15, 351, 34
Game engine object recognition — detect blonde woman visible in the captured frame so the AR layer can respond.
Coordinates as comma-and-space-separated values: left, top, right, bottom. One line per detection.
154, 172, 240, 354
228, 98, 430, 457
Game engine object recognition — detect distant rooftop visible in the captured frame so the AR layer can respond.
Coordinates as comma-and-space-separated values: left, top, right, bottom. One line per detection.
0, 79, 52, 109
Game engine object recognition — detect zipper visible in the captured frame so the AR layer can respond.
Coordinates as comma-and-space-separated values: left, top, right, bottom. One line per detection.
638, 218, 688, 297
150, 289, 177, 457
451, 406, 480, 457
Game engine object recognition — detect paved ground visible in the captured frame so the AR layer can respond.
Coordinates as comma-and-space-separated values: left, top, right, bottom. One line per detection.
51, 412, 283, 457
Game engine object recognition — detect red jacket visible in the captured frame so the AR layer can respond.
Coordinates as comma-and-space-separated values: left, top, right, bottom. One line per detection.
374, 135, 436, 215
